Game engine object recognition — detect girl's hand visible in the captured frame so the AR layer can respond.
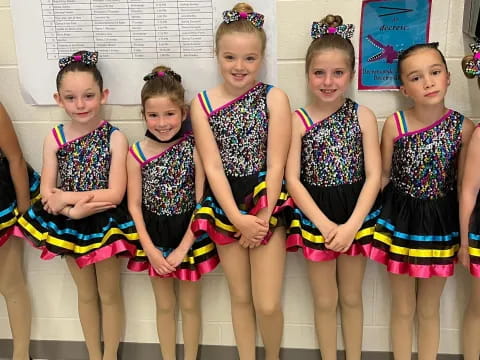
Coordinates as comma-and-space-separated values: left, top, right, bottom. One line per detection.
147, 248, 176, 275
458, 245, 471, 268
42, 188, 68, 214
325, 223, 357, 253
68, 195, 115, 219
166, 247, 188, 268
317, 220, 338, 245
233, 214, 269, 242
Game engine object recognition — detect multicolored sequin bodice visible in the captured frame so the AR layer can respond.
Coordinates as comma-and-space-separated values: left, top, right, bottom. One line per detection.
201, 83, 270, 178
299, 99, 365, 187
391, 110, 463, 199
140, 135, 196, 216
55, 121, 114, 192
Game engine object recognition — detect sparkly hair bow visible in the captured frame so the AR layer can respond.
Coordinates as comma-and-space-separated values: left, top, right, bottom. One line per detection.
58, 51, 98, 69
143, 69, 182, 83
222, 10, 264, 29
311, 22, 355, 40
465, 40, 480, 77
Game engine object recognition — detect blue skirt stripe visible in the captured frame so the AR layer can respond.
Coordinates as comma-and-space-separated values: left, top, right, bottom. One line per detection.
26, 208, 135, 241
377, 218, 458, 241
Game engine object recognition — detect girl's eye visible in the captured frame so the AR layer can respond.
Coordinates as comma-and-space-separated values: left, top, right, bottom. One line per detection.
314, 70, 323, 76
246, 56, 256, 61
65, 96, 74, 101
225, 55, 234, 60
432, 70, 441, 75
167, 112, 176, 116
410, 76, 420, 82
86, 93, 95, 98
148, 113, 157, 118
334, 70, 344, 76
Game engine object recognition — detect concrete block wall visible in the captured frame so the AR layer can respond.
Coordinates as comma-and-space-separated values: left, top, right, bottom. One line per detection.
0, 0, 478, 355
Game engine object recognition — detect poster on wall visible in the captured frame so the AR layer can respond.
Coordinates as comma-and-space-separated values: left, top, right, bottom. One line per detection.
358, 0, 432, 90
11, 0, 276, 105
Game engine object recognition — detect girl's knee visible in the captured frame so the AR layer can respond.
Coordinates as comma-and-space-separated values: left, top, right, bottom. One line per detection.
313, 293, 338, 314
98, 286, 122, 306
392, 299, 416, 321
254, 299, 281, 318
339, 291, 362, 310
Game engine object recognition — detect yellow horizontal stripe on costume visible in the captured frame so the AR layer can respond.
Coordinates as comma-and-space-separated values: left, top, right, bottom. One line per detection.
195, 207, 237, 232
355, 227, 374, 240
389, 244, 458, 258
290, 220, 325, 244
31, 194, 41, 204
253, 181, 267, 197
373, 231, 393, 246
374, 230, 458, 258
0, 218, 17, 231
18, 217, 138, 254
468, 247, 480, 257
278, 191, 289, 201
187, 242, 216, 264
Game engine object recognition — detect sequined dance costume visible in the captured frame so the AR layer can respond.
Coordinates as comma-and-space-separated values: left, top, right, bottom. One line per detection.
17, 121, 138, 268
286, 99, 380, 261
127, 134, 219, 280
191, 82, 292, 245
370, 110, 464, 278
468, 124, 480, 277
0, 153, 40, 246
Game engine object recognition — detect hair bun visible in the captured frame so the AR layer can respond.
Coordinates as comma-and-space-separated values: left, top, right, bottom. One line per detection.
322, 14, 343, 27
232, 2, 254, 13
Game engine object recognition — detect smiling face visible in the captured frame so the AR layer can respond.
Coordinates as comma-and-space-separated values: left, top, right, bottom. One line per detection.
399, 47, 450, 106
144, 95, 185, 142
307, 48, 353, 104
216, 31, 263, 93
54, 71, 108, 125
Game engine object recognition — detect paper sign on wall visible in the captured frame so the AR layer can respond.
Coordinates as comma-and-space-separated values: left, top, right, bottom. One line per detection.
358, 0, 432, 90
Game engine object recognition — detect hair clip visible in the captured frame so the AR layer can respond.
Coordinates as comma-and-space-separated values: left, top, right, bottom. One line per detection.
311, 22, 355, 40
222, 10, 264, 29
143, 69, 182, 83
465, 40, 480, 77
58, 51, 98, 70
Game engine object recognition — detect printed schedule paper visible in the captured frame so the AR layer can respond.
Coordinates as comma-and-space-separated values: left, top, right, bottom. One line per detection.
11, 0, 276, 105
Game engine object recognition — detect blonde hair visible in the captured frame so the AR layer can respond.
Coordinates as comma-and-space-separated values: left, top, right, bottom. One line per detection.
215, 2, 267, 55
305, 14, 355, 73
141, 65, 185, 115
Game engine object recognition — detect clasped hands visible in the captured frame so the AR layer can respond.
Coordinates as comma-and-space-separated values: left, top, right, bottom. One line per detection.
42, 188, 115, 219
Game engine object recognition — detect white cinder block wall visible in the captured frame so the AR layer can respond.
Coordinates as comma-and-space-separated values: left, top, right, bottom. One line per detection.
0, 0, 479, 355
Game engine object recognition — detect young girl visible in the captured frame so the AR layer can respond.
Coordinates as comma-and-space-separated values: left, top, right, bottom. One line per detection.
0, 103, 39, 360
285, 15, 381, 360
126, 66, 219, 360
17, 51, 138, 360
369, 43, 474, 359
459, 39, 480, 360
190, 3, 291, 359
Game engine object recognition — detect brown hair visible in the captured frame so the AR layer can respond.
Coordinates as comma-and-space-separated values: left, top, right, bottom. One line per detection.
305, 15, 355, 73
141, 65, 185, 115
56, 50, 103, 92
215, 2, 267, 55
397, 42, 448, 84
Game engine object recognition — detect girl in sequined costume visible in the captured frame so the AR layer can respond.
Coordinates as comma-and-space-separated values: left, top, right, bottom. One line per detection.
16, 51, 138, 360
0, 103, 39, 360
190, 3, 292, 359
459, 39, 480, 360
126, 66, 219, 360
285, 15, 381, 360
369, 43, 474, 360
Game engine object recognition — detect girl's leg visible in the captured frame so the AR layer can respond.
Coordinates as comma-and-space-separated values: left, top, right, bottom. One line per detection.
95, 257, 125, 360
250, 227, 286, 360
416, 277, 447, 360
307, 259, 338, 360
389, 273, 416, 360
178, 280, 201, 360
150, 277, 177, 360
337, 255, 367, 360
66, 257, 102, 360
463, 276, 480, 360
0, 237, 31, 360
217, 241, 256, 360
